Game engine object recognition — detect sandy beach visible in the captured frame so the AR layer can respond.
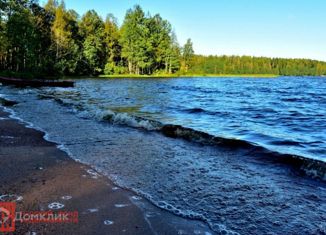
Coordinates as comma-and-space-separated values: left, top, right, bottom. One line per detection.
0, 107, 213, 235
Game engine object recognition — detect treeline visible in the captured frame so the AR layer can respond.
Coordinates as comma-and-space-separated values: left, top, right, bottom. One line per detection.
189, 55, 326, 76
0, 0, 190, 76
1, 0, 326, 77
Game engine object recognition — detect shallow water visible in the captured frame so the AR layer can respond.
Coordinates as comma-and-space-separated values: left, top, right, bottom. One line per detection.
38, 77, 326, 160
1, 77, 326, 234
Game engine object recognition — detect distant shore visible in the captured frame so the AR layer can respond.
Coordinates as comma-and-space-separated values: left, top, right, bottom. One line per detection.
99, 74, 279, 79
5, 71, 326, 80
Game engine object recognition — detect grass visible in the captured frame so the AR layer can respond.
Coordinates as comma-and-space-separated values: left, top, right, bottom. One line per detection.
99, 74, 279, 79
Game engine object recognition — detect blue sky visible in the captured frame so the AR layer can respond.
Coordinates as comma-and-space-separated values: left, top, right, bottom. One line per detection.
40, 0, 326, 61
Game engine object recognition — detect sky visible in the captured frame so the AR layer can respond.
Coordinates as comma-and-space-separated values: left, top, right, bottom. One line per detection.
40, 0, 326, 61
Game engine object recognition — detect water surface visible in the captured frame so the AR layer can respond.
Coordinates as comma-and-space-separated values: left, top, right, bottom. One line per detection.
46, 76, 326, 160
1, 76, 325, 235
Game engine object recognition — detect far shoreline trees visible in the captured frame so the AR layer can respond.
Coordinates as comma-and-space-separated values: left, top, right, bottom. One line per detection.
189, 55, 326, 76
0, 0, 326, 78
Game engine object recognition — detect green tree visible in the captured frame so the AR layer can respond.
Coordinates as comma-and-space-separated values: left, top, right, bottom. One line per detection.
104, 14, 122, 74
146, 14, 173, 73
120, 5, 180, 75
30, 2, 55, 74
44, 0, 58, 15
79, 10, 105, 74
120, 5, 149, 75
167, 32, 181, 73
5, 0, 35, 72
52, 2, 70, 62
1, 1, 325, 77
182, 38, 194, 73
0, 0, 7, 71
51, 1, 82, 74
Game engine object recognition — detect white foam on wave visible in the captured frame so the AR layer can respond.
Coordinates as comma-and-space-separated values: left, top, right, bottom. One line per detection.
57, 144, 74, 158
100, 110, 160, 131
102, 171, 237, 235
131, 196, 142, 201
303, 168, 326, 181
17, 89, 35, 95
1, 91, 235, 234
102, 171, 225, 233
210, 224, 240, 235
3, 106, 77, 162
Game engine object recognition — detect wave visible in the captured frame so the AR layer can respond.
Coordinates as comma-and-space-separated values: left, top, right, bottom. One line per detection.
183, 107, 206, 113
183, 108, 231, 117
268, 140, 303, 147
2, 94, 325, 235
44, 95, 326, 181
1, 102, 230, 234
160, 124, 326, 181
0, 97, 18, 107
100, 110, 162, 131
99, 110, 326, 181
281, 97, 312, 103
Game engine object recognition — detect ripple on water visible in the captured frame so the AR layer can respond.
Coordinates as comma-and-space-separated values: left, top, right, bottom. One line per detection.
1, 78, 325, 234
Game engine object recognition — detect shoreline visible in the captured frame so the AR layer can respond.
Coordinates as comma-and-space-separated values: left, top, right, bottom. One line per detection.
5, 72, 326, 80
0, 73, 280, 81
98, 74, 279, 79
1, 84, 325, 234
0, 107, 213, 235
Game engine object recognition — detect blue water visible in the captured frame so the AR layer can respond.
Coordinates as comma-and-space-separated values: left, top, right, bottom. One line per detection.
50, 76, 325, 161
1, 76, 325, 235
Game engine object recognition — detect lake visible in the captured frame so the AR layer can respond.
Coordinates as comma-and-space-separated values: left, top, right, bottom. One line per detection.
44, 76, 326, 161
1, 76, 325, 234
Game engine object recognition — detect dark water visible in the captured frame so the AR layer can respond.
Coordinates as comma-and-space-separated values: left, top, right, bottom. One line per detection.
1, 77, 326, 235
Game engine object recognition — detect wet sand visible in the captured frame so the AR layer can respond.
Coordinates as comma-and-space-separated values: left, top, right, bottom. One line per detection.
0, 108, 213, 235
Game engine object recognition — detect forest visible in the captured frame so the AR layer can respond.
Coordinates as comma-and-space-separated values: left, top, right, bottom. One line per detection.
1, 0, 326, 78
190, 55, 326, 76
